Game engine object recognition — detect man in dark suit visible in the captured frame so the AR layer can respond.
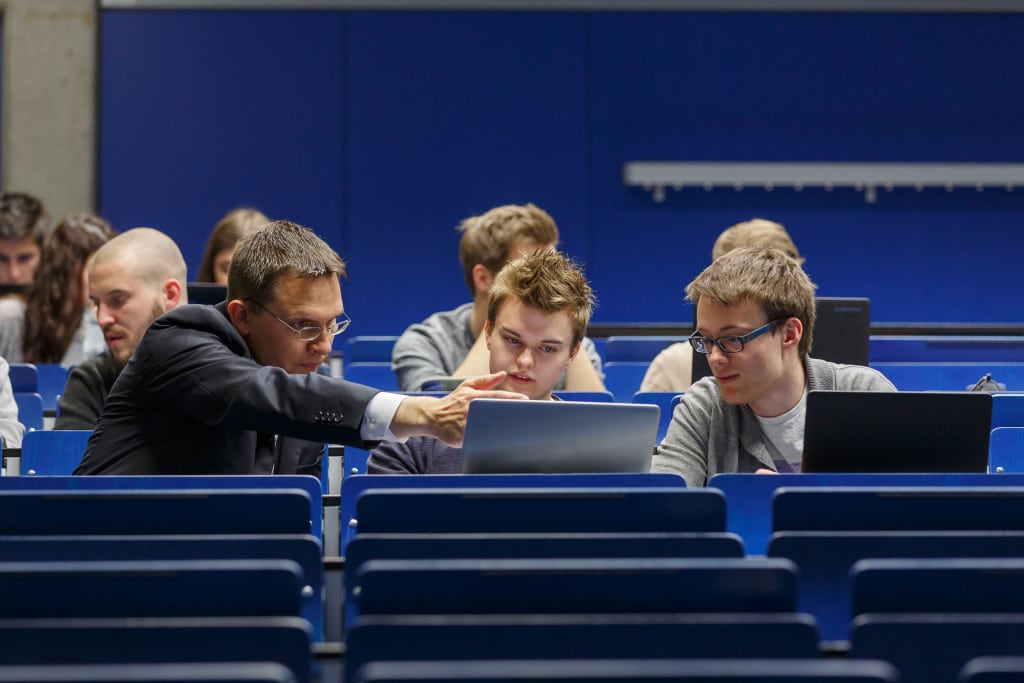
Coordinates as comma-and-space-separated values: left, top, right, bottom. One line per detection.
74, 220, 525, 476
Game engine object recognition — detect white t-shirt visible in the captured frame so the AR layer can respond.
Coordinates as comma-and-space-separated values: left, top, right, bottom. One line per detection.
756, 388, 808, 473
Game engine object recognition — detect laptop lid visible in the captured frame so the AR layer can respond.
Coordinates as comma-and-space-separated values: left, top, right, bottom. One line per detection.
801, 390, 993, 474
460, 399, 660, 474
692, 297, 871, 385
187, 282, 228, 306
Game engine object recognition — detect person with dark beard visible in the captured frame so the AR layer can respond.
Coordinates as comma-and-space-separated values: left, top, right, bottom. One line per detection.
55, 228, 187, 430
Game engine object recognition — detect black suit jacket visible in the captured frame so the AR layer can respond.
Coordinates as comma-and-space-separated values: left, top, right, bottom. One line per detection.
75, 303, 380, 476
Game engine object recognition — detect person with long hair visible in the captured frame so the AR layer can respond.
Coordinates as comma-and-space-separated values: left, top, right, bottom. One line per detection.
197, 208, 269, 284
0, 213, 116, 364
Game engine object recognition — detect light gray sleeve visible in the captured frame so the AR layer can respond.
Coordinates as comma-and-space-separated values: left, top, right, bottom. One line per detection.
0, 300, 25, 363
580, 337, 604, 380
0, 357, 26, 448
836, 364, 898, 392
651, 380, 716, 488
392, 323, 457, 392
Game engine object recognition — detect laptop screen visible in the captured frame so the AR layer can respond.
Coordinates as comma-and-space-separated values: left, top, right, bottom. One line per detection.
460, 399, 659, 474
692, 297, 871, 384
801, 390, 993, 474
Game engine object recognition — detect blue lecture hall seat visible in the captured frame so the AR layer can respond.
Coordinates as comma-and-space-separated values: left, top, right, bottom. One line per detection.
603, 336, 684, 363
768, 531, 1024, 643
708, 473, 1024, 555
353, 486, 723, 537
340, 472, 687, 553
35, 363, 69, 415
991, 393, 1024, 430
632, 391, 683, 444
868, 336, 1024, 363
0, 559, 304, 620
18, 429, 92, 476
601, 361, 650, 402
850, 615, 1024, 683
12, 393, 43, 432
0, 534, 324, 642
348, 556, 797, 630
352, 658, 900, 683
345, 613, 822, 682
0, 475, 324, 541
551, 390, 615, 402
343, 362, 399, 391
989, 427, 1024, 473
869, 362, 1024, 391
959, 656, 1024, 683
0, 489, 313, 536
0, 661, 298, 682
7, 364, 37, 393
850, 558, 1024, 619
0, 618, 312, 683
772, 487, 1024, 533
343, 336, 399, 365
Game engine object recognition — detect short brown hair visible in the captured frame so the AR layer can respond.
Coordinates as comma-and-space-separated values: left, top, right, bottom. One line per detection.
712, 218, 804, 263
0, 192, 49, 245
686, 246, 817, 357
458, 203, 559, 296
487, 250, 594, 347
227, 220, 346, 304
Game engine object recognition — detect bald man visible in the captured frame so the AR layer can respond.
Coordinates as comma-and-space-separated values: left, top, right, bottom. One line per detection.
55, 228, 187, 430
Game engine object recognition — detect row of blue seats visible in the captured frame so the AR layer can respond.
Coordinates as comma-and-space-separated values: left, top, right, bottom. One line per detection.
341, 480, 1024, 683
343, 334, 1024, 366
0, 480, 330, 681
340, 335, 1024, 398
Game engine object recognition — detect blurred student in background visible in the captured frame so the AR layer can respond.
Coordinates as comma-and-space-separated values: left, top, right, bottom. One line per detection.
0, 191, 49, 290
56, 228, 187, 430
392, 202, 604, 393
639, 218, 805, 394
197, 208, 269, 285
0, 355, 25, 448
0, 213, 115, 364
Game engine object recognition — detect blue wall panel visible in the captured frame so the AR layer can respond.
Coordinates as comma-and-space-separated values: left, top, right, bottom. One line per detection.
99, 10, 1024, 333
100, 10, 346, 274
344, 12, 588, 334
587, 12, 1024, 324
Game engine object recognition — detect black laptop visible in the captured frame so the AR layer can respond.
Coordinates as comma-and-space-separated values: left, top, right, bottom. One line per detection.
691, 297, 871, 384
801, 390, 993, 474
187, 282, 228, 306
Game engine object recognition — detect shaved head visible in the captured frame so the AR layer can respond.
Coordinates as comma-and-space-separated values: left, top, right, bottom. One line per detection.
91, 227, 187, 293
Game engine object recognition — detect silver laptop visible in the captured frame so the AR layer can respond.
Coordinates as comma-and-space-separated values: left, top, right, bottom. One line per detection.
460, 399, 660, 474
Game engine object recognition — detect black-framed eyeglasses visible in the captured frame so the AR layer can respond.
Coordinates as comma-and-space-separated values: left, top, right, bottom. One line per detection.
247, 299, 351, 342
688, 319, 782, 355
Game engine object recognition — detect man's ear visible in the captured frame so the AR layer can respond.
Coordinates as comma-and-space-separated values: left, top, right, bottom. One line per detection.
782, 317, 803, 348
566, 341, 581, 368
163, 279, 183, 310
227, 299, 251, 337
472, 263, 493, 297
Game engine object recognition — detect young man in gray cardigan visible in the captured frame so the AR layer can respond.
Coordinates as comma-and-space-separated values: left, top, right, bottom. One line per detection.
652, 247, 895, 487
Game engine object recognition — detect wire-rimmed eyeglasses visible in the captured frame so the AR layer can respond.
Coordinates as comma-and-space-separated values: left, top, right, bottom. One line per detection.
247, 298, 351, 342
688, 319, 782, 355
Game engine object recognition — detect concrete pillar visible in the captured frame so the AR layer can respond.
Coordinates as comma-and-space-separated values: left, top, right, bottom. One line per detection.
1, 0, 97, 220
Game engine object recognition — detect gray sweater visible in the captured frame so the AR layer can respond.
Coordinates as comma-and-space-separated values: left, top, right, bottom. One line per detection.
392, 302, 604, 392
652, 357, 896, 487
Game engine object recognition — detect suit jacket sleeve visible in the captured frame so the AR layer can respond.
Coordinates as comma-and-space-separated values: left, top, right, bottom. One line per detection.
135, 308, 381, 448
